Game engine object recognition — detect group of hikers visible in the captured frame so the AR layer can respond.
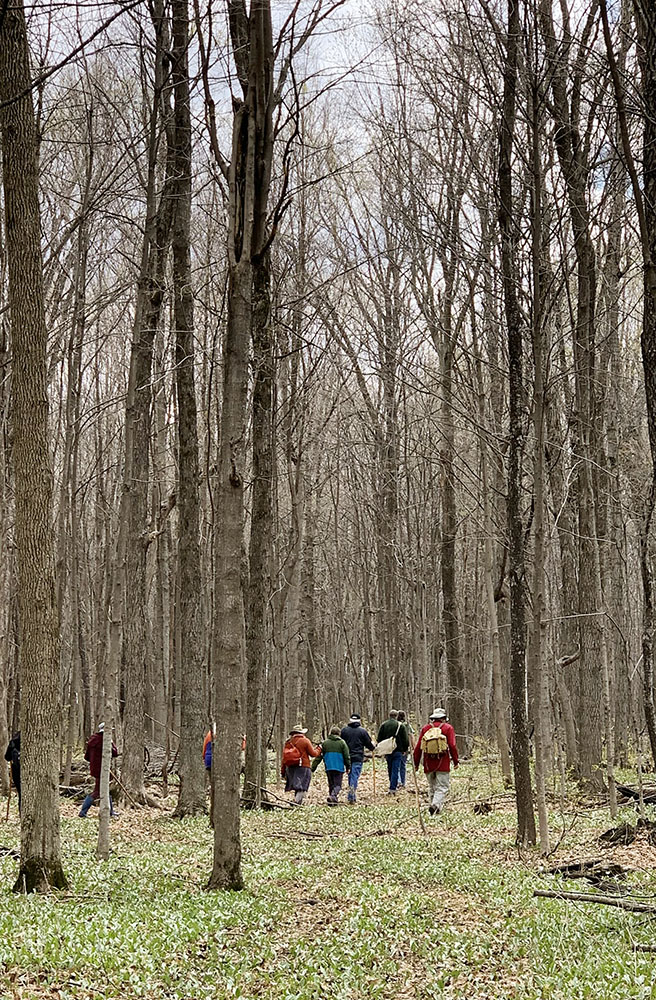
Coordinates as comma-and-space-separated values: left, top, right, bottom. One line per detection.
282, 707, 459, 814
4, 706, 458, 820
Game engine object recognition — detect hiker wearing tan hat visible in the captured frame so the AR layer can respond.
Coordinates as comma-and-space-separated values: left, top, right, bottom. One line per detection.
413, 708, 459, 816
281, 726, 321, 805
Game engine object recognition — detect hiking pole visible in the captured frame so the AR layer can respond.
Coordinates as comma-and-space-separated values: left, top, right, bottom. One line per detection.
372, 752, 376, 802
110, 769, 139, 808
408, 732, 427, 837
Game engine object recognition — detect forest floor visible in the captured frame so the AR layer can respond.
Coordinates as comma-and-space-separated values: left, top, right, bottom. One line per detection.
0, 761, 655, 999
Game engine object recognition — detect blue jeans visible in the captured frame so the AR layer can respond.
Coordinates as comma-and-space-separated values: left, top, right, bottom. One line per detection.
399, 753, 407, 788
79, 793, 116, 817
347, 760, 363, 802
386, 751, 402, 792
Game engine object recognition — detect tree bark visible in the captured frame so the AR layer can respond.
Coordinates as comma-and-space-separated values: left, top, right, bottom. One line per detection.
0, 0, 68, 892
634, 0, 656, 770
208, 0, 274, 890
528, 75, 551, 852
171, 0, 206, 818
244, 249, 274, 807
121, 2, 176, 804
498, 0, 536, 846
538, 0, 604, 785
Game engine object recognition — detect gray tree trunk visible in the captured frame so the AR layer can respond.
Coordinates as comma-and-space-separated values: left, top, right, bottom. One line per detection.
208, 0, 274, 890
171, 0, 206, 818
0, 0, 67, 892
498, 0, 536, 846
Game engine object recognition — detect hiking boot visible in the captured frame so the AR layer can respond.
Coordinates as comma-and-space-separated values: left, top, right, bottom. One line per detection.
428, 804, 437, 816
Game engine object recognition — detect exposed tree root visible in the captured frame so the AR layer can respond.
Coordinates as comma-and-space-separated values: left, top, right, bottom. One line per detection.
13, 858, 68, 894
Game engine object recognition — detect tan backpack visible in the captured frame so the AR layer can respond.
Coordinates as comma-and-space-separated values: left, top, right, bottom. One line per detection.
421, 725, 448, 756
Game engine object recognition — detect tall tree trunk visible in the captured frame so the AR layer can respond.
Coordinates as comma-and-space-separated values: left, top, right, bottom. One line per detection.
208, 0, 274, 890
0, 0, 68, 892
121, 3, 176, 803
172, 0, 206, 818
498, 0, 536, 846
539, 0, 603, 785
0, 298, 12, 796
244, 249, 274, 807
528, 77, 550, 852
630, 0, 656, 768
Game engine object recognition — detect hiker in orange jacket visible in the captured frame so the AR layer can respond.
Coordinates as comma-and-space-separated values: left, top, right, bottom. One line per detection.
281, 726, 320, 805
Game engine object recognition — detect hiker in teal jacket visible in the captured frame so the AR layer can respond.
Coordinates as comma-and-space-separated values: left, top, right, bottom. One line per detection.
312, 726, 351, 805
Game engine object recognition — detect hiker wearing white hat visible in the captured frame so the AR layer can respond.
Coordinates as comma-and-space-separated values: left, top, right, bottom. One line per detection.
413, 708, 459, 815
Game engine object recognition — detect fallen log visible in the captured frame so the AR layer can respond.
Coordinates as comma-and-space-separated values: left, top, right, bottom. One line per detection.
59, 785, 86, 799
546, 860, 628, 885
547, 860, 603, 875
240, 795, 294, 811
599, 822, 637, 845
534, 889, 656, 914
616, 783, 656, 804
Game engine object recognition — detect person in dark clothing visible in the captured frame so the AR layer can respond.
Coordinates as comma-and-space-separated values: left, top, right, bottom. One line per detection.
377, 710, 410, 795
396, 711, 413, 790
340, 715, 375, 804
79, 724, 118, 818
4, 732, 21, 812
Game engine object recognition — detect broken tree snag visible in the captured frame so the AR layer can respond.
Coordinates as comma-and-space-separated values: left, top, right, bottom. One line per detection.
534, 890, 656, 914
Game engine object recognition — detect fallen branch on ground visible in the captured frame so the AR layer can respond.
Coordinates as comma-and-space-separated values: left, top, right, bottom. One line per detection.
240, 796, 294, 811
616, 783, 656, 804
534, 889, 656, 913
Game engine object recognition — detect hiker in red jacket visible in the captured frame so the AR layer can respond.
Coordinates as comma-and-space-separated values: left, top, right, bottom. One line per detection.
414, 708, 458, 816
281, 725, 321, 805
79, 724, 118, 818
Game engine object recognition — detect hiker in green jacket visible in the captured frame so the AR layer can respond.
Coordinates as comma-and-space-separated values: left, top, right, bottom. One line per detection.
312, 726, 351, 805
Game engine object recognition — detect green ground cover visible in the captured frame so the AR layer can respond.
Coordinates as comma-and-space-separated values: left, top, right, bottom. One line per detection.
0, 768, 655, 999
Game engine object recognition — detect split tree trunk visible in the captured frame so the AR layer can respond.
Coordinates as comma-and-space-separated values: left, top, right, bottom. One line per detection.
208, 0, 274, 890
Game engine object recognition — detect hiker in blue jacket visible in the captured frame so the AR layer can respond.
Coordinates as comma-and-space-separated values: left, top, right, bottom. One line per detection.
340, 714, 375, 804
312, 726, 351, 805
